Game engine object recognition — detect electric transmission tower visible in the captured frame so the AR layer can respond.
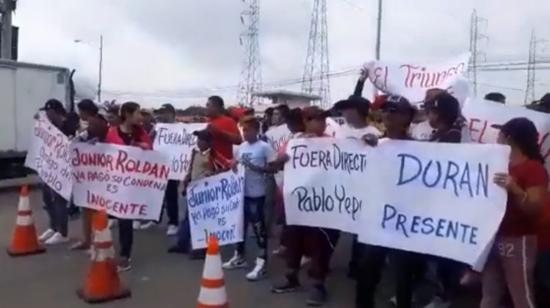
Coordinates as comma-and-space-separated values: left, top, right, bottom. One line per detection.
237, 0, 262, 107
524, 30, 547, 104
302, 0, 330, 107
468, 10, 488, 96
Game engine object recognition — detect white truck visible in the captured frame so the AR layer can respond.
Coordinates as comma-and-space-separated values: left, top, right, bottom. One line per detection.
0, 59, 72, 178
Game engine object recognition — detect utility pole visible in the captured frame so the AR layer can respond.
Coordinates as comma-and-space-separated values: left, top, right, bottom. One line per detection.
375, 0, 382, 60
98, 35, 103, 103
302, 0, 330, 107
468, 10, 488, 96
0, 0, 15, 59
524, 30, 547, 104
237, 0, 262, 107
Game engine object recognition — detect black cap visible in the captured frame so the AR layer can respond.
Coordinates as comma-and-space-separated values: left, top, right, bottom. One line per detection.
424, 92, 460, 122
491, 117, 539, 142
193, 129, 212, 142
382, 96, 416, 116
333, 96, 370, 116
40, 99, 66, 114
155, 103, 176, 115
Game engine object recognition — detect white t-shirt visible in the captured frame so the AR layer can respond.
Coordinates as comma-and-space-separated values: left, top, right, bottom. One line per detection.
409, 120, 434, 141
335, 124, 383, 139
236, 140, 277, 198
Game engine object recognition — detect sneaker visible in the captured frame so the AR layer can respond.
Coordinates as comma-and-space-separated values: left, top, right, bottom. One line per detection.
70, 241, 90, 251
38, 229, 56, 242
117, 258, 132, 272
133, 221, 141, 230
108, 219, 118, 229
222, 252, 248, 270
166, 224, 178, 236
424, 297, 451, 308
306, 285, 327, 306
272, 278, 301, 294
246, 258, 267, 281
140, 221, 156, 230
44, 232, 69, 245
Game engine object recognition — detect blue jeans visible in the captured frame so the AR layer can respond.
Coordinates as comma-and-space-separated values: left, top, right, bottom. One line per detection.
236, 196, 267, 260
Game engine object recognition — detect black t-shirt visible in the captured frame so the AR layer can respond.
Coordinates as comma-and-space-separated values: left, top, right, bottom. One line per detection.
117, 127, 134, 146
431, 128, 461, 143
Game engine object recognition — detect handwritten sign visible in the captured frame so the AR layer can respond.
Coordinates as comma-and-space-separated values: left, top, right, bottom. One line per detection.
357, 140, 509, 269
153, 123, 206, 180
367, 53, 470, 104
71, 143, 171, 220
265, 125, 291, 152
24, 115, 72, 200
462, 98, 550, 175
283, 138, 369, 233
187, 168, 245, 249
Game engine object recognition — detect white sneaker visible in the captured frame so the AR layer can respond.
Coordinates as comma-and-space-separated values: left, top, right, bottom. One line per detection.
44, 232, 69, 245
424, 297, 451, 308
166, 224, 178, 236
246, 258, 267, 281
38, 229, 56, 242
222, 252, 248, 270
108, 219, 118, 229
133, 221, 141, 230
140, 221, 156, 230
300, 256, 311, 267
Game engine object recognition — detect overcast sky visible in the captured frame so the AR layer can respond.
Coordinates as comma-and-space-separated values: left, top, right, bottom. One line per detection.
13, 0, 550, 108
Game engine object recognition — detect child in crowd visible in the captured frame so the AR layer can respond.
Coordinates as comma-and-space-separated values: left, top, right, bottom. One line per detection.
168, 129, 228, 258
222, 116, 277, 281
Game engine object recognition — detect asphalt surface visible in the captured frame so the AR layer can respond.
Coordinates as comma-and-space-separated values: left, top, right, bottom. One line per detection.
0, 188, 478, 308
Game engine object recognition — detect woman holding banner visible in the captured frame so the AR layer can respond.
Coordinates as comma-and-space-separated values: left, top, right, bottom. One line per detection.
480, 118, 548, 308
104, 101, 152, 272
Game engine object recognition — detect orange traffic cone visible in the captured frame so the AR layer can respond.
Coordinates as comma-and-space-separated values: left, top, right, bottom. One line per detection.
197, 236, 228, 308
77, 210, 131, 303
6, 186, 46, 257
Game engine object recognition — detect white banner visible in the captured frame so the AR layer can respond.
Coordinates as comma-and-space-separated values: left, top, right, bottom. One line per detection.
283, 138, 369, 233
153, 123, 206, 180
24, 115, 72, 200
265, 125, 291, 152
71, 143, 171, 220
187, 168, 245, 249
462, 98, 550, 175
358, 140, 509, 268
367, 53, 470, 104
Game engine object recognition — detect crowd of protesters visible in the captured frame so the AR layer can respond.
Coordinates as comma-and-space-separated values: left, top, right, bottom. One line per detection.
33, 68, 550, 307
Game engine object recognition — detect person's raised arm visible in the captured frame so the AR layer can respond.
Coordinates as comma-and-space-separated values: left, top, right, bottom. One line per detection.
353, 67, 369, 97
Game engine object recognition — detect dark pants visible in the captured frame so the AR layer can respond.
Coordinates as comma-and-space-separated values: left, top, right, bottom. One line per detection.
355, 244, 425, 308
284, 225, 340, 284
175, 195, 205, 255
349, 235, 362, 274
118, 219, 133, 258
237, 196, 268, 260
536, 250, 550, 307
164, 180, 179, 225
433, 257, 463, 301
42, 185, 68, 237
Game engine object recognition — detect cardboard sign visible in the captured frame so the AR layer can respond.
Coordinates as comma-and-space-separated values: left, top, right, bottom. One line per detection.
358, 140, 509, 269
153, 123, 206, 180
283, 138, 370, 233
25, 115, 72, 200
367, 53, 470, 104
462, 98, 550, 175
187, 168, 245, 249
71, 143, 171, 220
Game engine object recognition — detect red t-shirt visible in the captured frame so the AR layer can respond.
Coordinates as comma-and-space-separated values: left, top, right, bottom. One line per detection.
208, 115, 240, 161
537, 196, 550, 250
499, 159, 549, 236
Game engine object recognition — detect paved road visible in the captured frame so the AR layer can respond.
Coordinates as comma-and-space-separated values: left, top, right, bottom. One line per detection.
0, 188, 477, 308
